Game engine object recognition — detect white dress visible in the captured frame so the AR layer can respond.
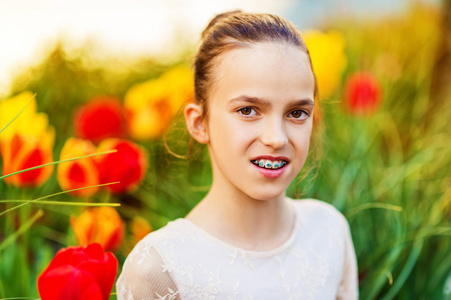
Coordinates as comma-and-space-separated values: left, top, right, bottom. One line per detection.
116, 199, 359, 300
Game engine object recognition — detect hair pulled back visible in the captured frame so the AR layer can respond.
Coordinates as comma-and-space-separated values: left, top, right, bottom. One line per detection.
193, 10, 319, 125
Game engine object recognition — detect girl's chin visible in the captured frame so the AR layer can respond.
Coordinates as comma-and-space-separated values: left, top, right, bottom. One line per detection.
245, 188, 287, 202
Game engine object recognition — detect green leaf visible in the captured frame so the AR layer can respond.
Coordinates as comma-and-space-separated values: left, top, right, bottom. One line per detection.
346, 203, 403, 218
382, 239, 423, 300
0, 210, 43, 251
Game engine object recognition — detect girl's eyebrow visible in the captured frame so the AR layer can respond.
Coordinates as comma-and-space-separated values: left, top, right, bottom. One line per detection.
229, 96, 272, 107
287, 99, 315, 108
229, 95, 315, 108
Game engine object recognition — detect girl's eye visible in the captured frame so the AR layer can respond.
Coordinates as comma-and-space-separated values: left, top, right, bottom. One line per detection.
238, 107, 256, 116
289, 110, 309, 119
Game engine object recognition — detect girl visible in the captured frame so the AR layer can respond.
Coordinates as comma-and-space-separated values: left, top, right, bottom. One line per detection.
117, 10, 358, 299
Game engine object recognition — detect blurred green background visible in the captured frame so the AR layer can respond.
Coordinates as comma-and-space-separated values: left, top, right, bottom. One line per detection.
1, 0, 450, 299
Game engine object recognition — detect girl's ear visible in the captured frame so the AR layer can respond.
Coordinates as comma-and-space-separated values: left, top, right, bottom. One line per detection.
185, 102, 209, 144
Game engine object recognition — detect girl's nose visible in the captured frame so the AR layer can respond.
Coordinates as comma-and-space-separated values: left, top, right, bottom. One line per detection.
260, 118, 288, 150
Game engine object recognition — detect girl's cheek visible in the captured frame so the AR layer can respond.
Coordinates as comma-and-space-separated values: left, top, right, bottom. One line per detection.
229, 128, 255, 146
287, 122, 312, 136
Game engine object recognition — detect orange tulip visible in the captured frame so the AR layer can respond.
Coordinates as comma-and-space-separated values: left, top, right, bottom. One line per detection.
0, 92, 55, 187
57, 138, 99, 197
1, 134, 54, 187
70, 207, 125, 252
130, 216, 153, 242
124, 216, 153, 254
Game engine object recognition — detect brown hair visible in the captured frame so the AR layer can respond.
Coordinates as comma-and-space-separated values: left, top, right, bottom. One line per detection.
193, 10, 321, 129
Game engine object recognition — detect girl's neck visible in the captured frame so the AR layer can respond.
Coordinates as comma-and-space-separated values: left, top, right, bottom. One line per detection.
184, 182, 295, 252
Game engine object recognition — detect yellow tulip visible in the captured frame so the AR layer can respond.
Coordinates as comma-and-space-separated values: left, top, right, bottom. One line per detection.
0, 92, 51, 140
0, 92, 55, 187
303, 30, 347, 98
124, 65, 194, 140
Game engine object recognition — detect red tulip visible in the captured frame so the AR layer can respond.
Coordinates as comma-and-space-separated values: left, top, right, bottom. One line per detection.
344, 72, 382, 115
97, 139, 148, 194
37, 243, 117, 300
74, 97, 126, 143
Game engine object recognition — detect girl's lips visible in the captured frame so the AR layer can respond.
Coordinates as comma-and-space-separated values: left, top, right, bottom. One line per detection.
252, 162, 287, 178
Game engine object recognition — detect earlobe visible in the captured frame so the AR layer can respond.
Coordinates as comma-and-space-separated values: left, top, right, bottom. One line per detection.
184, 103, 209, 144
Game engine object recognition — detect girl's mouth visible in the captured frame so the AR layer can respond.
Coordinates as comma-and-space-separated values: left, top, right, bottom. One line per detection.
251, 159, 288, 170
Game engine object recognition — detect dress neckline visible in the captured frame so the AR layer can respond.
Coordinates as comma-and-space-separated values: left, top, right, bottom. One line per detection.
174, 198, 299, 258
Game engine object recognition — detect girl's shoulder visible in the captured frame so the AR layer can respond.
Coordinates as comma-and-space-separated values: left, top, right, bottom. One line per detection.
290, 198, 342, 212
118, 218, 189, 284
135, 217, 188, 248
117, 221, 182, 299
288, 198, 350, 230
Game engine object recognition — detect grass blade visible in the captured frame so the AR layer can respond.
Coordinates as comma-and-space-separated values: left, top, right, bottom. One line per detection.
0, 149, 117, 181
0, 200, 120, 207
382, 240, 423, 300
346, 203, 403, 218
0, 182, 120, 217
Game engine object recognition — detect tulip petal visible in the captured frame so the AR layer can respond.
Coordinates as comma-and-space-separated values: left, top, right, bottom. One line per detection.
303, 30, 347, 98
71, 209, 125, 251
17, 147, 45, 185
43, 247, 77, 269
58, 138, 99, 197
74, 97, 125, 143
83, 243, 105, 260
78, 250, 118, 300
102, 220, 125, 252
124, 65, 193, 140
344, 71, 382, 115
38, 244, 118, 300
38, 265, 103, 300
97, 139, 147, 194
0, 129, 54, 187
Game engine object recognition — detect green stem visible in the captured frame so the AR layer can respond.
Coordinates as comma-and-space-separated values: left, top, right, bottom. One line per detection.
0, 210, 43, 251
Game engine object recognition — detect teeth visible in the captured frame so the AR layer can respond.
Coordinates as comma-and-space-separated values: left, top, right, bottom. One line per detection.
252, 159, 287, 169
265, 160, 273, 169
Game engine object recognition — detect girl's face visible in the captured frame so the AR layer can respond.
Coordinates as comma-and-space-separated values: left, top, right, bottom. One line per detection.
205, 42, 315, 201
